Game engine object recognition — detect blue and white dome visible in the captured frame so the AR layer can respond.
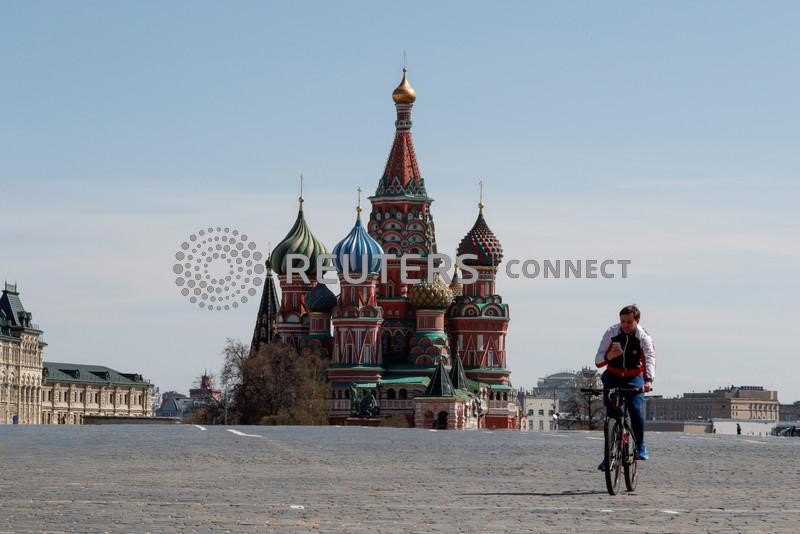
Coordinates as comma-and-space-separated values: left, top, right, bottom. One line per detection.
333, 215, 384, 275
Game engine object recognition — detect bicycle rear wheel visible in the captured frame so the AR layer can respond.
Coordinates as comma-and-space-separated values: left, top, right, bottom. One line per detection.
604, 418, 623, 495
623, 421, 638, 492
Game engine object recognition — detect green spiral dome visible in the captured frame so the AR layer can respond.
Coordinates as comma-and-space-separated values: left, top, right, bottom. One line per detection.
270, 205, 329, 276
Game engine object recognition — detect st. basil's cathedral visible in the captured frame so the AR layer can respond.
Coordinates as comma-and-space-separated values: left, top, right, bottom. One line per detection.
250, 69, 519, 430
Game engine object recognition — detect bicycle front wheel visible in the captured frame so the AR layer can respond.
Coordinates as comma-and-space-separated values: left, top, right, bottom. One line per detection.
623, 422, 638, 492
604, 418, 623, 495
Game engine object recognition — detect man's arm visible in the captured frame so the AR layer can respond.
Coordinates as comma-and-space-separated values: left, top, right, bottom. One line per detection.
639, 330, 656, 383
595, 326, 614, 368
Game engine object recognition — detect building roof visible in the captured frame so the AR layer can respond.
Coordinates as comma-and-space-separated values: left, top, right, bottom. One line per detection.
1, 283, 42, 335
408, 276, 454, 310
250, 265, 280, 353
0, 284, 25, 326
456, 206, 504, 267
306, 282, 337, 313
43, 362, 151, 387
332, 214, 384, 275
449, 355, 469, 391
374, 69, 427, 198
270, 201, 329, 276
380, 376, 430, 386
423, 359, 456, 397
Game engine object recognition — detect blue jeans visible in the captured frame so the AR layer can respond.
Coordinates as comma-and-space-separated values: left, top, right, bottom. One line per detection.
601, 372, 645, 449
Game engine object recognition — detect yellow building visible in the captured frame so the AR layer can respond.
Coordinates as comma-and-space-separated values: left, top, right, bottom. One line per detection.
0, 283, 45, 424
646, 386, 779, 422
2, 283, 153, 424
41, 363, 153, 424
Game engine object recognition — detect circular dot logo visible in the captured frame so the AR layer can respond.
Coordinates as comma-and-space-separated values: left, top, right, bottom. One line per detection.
173, 227, 265, 311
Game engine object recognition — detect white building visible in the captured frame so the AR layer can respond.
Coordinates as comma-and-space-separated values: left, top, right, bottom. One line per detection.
521, 394, 559, 432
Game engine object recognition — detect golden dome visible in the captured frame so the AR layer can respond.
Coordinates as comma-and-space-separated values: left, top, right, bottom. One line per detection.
409, 276, 454, 310
392, 67, 416, 104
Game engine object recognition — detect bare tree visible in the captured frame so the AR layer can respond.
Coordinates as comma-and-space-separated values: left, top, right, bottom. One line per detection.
229, 341, 329, 425
221, 337, 249, 388
560, 367, 604, 430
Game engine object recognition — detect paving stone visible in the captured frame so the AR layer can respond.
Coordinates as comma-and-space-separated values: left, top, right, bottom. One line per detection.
0, 426, 798, 532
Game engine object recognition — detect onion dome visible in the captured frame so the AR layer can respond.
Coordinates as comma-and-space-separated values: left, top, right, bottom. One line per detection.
271, 200, 329, 276
409, 275, 454, 310
333, 213, 384, 275
456, 205, 503, 267
305, 282, 337, 313
392, 67, 416, 104
449, 267, 463, 297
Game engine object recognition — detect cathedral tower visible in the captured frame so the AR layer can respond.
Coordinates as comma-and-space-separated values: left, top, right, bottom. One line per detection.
367, 68, 438, 364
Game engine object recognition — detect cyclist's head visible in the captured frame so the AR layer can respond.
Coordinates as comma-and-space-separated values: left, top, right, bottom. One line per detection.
619, 305, 640, 333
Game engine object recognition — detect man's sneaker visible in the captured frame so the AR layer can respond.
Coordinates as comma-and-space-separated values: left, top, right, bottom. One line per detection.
636, 445, 650, 460
597, 459, 607, 471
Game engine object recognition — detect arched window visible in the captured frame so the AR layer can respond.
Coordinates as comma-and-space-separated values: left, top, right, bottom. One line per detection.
382, 331, 391, 354
393, 331, 405, 353
387, 389, 396, 400
398, 388, 408, 400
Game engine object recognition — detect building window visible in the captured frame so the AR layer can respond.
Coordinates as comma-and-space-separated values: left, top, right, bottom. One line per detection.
538, 409, 544, 416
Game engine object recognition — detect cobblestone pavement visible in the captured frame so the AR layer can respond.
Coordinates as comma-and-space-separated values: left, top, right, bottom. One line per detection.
1, 425, 799, 533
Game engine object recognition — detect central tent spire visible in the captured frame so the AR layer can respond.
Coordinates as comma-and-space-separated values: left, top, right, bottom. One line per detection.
375, 67, 426, 197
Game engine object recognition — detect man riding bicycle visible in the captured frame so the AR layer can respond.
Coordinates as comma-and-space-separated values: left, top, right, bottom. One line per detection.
595, 305, 656, 467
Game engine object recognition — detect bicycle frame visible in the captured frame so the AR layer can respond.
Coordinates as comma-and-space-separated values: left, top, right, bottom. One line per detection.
581, 386, 642, 495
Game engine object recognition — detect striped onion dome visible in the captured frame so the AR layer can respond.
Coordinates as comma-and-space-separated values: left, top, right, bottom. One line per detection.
409, 276, 454, 310
271, 203, 329, 276
333, 214, 384, 275
456, 205, 503, 267
306, 282, 337, 313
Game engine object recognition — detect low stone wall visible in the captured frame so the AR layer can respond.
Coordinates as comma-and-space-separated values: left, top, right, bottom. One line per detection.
82, 416, 179, 425
645, 420, 713, 433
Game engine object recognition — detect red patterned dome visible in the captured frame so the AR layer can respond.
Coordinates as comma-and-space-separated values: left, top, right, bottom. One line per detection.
456, 207, 503, 267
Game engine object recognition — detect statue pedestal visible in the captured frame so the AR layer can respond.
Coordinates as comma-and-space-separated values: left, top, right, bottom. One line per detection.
345, 417, 381, 427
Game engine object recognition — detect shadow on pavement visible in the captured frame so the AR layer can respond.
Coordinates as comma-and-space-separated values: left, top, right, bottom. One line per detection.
461, 490, 606, 497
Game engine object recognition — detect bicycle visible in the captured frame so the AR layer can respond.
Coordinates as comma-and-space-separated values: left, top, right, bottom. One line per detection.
580, 386, 643, 495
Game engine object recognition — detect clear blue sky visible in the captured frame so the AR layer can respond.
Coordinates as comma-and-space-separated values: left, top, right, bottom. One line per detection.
2, 2, 799, 401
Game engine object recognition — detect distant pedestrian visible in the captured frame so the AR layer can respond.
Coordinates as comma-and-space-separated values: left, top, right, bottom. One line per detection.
736, 423, 742, 435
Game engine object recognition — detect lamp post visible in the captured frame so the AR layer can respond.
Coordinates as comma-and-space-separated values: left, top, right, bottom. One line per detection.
223, 382, 229, 426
